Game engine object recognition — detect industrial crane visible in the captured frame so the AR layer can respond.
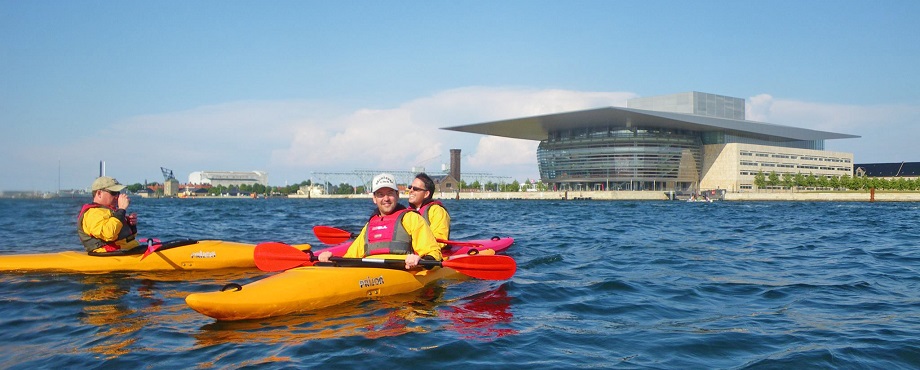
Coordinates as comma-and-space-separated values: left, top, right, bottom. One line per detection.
161, 167, 176, 181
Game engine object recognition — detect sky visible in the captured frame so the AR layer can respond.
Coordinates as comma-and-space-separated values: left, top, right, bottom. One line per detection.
2, 1, 919, 192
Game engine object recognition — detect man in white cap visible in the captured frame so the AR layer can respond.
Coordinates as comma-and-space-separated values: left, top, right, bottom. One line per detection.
318, 173, 442, 269
77, 176, 139, 253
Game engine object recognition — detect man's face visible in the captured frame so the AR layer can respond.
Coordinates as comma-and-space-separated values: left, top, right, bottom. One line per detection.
95, 189, 119, 207
372, 188, 399, 215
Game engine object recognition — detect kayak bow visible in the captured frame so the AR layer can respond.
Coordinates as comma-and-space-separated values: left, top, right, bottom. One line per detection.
0, 239, 312, 273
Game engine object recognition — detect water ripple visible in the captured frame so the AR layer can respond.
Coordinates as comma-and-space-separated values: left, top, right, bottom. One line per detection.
1, 199, 919, 368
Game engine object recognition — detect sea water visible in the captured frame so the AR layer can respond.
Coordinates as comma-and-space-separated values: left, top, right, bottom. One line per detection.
0, 198, 918, 369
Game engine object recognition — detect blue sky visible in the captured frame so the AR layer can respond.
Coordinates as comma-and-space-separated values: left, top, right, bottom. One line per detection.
2, 1, 918, 191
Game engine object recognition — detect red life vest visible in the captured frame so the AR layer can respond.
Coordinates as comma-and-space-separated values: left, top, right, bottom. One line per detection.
363, 208, 415, 256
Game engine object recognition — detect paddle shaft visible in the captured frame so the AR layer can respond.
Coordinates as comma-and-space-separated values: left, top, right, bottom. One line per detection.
313, 226, 484, 248
254, 242, 515, 279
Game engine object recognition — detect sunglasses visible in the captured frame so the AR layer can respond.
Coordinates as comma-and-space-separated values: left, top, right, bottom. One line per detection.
407, 186, 428, 192
105, 190, 120, 196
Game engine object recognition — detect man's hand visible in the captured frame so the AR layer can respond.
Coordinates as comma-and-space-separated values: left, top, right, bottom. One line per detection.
405, 254, 421, 269
117, 194, 130, 210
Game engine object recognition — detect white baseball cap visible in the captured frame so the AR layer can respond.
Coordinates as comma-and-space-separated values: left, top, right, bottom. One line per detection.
372, 173, 398, 192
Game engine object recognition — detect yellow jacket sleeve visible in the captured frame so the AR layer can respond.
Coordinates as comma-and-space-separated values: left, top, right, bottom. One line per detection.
81, 207, 125, 242
426, 204, 451, 247
342, 225, 369, 259
402, 212, 443, 261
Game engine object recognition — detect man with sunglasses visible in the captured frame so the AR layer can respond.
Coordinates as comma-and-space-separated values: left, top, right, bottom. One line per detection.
77, 176, 140, 253
317, 173, 442, 269
407, 172, 450, 248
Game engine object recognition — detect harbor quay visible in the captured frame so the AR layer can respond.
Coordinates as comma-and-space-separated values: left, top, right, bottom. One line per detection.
290, 190, 920, 202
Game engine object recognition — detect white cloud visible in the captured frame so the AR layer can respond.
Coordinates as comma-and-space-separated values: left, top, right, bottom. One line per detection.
8, 87, 917, 191
467, 136, 538, 167
272, 86, 635, 181
747, 94, 920, 162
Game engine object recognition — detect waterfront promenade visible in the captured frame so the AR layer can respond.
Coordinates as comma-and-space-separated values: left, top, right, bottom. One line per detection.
294, 190, 920, 202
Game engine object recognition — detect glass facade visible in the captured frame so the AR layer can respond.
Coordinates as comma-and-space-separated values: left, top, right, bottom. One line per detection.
702, 132, 823, 150
537, 125, 701, 191
446, 92, 855, 193
628, 92, 745, 120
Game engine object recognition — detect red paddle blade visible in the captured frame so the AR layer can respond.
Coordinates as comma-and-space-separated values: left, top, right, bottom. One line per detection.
313, 226, 355, 244
254, 242, 313, 272
140, 243, 160, 261
441, 255, 517, 280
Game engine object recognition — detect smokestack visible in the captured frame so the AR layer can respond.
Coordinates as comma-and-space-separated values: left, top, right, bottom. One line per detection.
450, 149, 461, 181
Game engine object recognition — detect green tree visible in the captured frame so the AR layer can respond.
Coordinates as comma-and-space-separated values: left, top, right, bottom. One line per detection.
768, 171, 780, 188
816, 175, 829, 189
876, 178, 890, 190
782, 173, 795, 189
839, 174, 851, 190
793, 173, 806, 189
754, 171, 766, 189
849, 176, 865, 190
334, 183, 354, 194
804, 173, 817, 189
126, 183, 145, 193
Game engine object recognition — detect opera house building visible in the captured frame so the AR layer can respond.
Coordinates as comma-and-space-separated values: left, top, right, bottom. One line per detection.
444, 92, 859, 193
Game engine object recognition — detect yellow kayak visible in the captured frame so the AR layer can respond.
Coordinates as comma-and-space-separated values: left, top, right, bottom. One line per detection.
0, 239, 311, 273
185, 258, 461, 321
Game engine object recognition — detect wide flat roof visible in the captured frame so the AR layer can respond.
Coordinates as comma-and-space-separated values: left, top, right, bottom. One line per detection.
442, 106, 860, 142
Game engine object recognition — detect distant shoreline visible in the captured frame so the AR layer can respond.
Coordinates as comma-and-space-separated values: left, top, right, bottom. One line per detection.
7, 190, 916, 202
290, 190, 920, 202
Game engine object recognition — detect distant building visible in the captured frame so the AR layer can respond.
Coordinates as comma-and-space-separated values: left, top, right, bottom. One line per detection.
135, 187, 155, 198
297, 184, 326, 197
444, 91, 859, 192
189, 171, 268, 187
164, 178, 180, 197
854, 162, 920, 179
430, 173, 460, 194
431, 149, 461, 193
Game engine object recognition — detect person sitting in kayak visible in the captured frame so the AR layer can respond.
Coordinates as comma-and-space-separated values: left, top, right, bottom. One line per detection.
317, 173, 443, 269
406, 172, 450, 248
77, 176, 140, 253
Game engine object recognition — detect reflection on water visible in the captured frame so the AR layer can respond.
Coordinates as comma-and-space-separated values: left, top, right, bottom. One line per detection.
74, 270, 266, 360
6, 199, 920, 368
79, 275, 144, 359
192, 283, 515, 347
439, 284, 516, 340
